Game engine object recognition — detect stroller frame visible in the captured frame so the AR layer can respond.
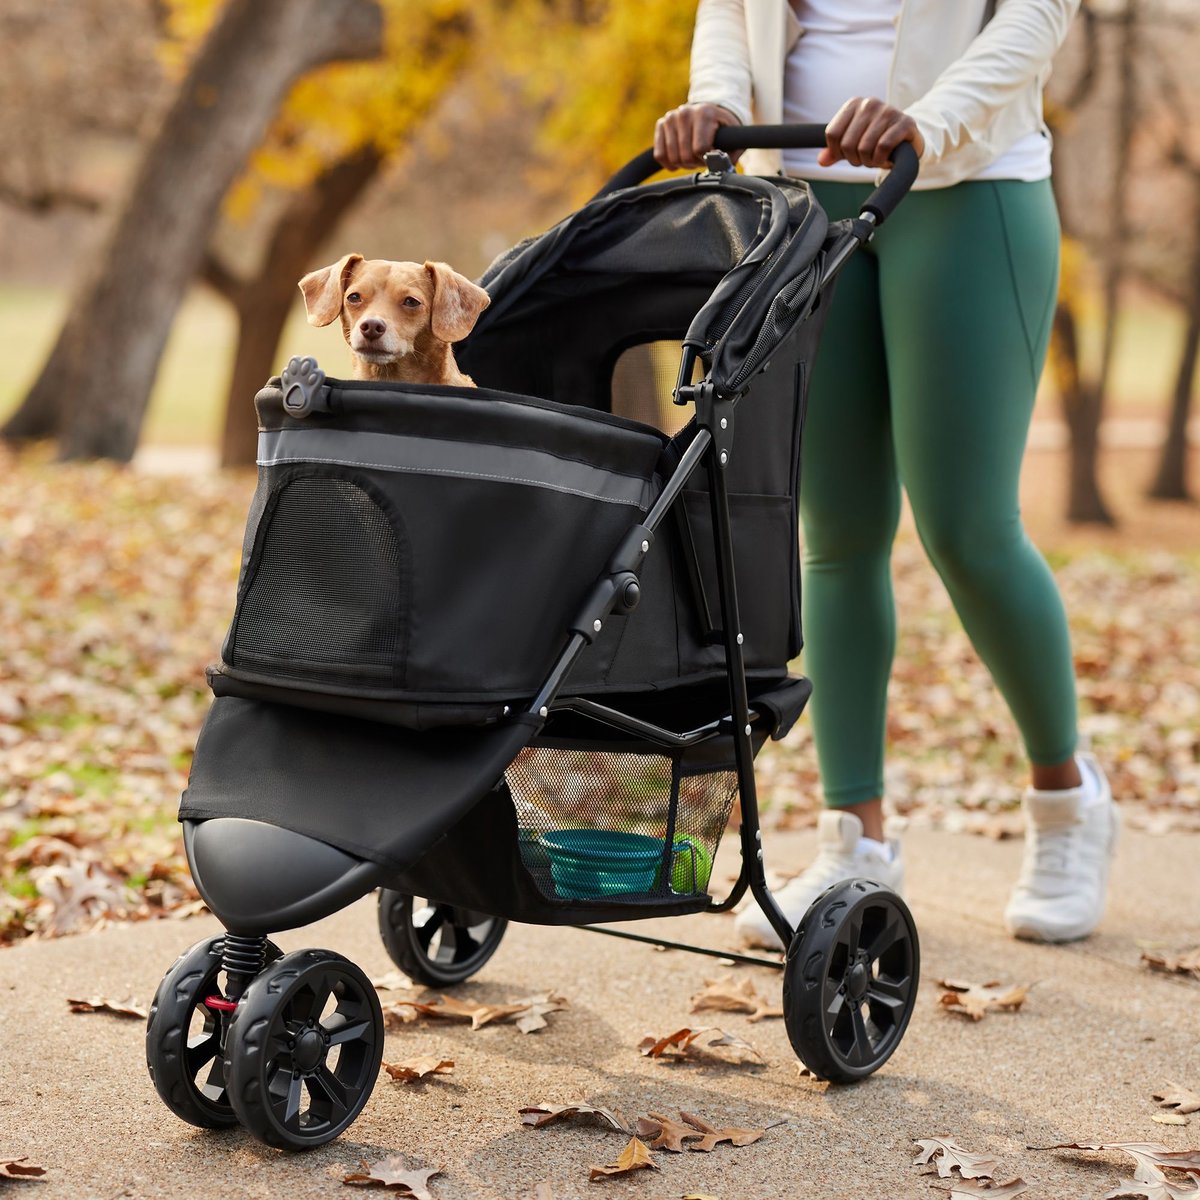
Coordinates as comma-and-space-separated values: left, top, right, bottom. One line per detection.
147, 127, 922, 1152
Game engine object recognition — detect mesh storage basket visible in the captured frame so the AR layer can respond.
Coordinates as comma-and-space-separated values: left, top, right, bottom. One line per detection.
504, 739, 739, 904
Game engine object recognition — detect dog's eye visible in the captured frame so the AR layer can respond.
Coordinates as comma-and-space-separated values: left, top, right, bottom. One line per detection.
403, 296, 422, 308
346, 292, 362, 304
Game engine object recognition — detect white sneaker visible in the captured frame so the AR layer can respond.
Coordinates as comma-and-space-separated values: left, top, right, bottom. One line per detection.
735, 810, 905, 950
1004, 753, 1119, 942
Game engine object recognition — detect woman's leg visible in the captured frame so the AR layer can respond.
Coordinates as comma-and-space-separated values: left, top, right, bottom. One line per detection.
876, 179, 1117, 940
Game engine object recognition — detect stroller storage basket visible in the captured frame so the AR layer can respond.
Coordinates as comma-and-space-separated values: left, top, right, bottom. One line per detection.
505, 736, 740, 905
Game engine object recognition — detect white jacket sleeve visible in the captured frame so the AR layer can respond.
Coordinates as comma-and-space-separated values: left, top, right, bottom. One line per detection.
904, 0, 1080, 164
687, 0, 754, 125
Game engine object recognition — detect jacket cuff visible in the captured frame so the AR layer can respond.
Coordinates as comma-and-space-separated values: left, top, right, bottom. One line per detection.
685, 93, 753, 128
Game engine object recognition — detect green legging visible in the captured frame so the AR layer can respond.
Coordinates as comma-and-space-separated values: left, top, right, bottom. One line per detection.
800, 177, 1077, 807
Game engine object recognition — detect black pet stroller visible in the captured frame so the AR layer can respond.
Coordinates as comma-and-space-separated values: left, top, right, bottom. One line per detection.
147, 126, 921, 1151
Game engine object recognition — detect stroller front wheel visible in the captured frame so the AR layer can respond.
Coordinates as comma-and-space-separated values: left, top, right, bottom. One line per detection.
377, 890, 507, 987
223, 948, 383, 1150
146, 934, 281, 1130
782, 878, 919, 1083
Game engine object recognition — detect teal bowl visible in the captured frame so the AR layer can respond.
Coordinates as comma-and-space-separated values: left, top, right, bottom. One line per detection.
540, 829, 665, 900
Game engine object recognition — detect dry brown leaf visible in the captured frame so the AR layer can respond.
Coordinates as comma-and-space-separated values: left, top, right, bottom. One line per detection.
1104, 1178, 1200, 1199
1033, 1142, 1200, 1182
635, 1114, 705, 1153
689, 976, 782, 1022
520, 1103, 630, 1134
343, 1158, 442, 1197
638, 1026, 765, 1065
1141, 949, 1200, 983
0, 1157, 47, 1179
678, 1111, 765, 1153
936, 979, 1031, 1022
372, 971, 416, 992
387, 992, 567, 1033
66, 995, 147, 1019
587, 1136, 658, 1181
1155, 1084, 1200, 1117
914, 1137, 999, 1179
950, 1180, 1029, 1199
382, 1057, 454, 1084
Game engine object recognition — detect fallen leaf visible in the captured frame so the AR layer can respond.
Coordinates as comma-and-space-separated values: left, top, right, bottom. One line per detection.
950, 1180, 1029, 1199
382, 1058, 454, 1084
520, 1103, 630, 1134
0, 1157, 47, 1179
388, 992, 567, 1033
689, 976, 782, 1022
681, 1195, 722, 1199
914, 1137, 999, 1179
635, 1114, 705, 1153
638, 1026, 765, 1065
936, 979, 1031, 1022
588, 1136, 659, 1181
1032, 1142, 1200, 1181
1155, 1084, 1200, 1117
1104, 1178, 1200, 1199
66, 996, 148, 1019
678, 1111, 765, 1153
1141, 949, 1200, 983
1155, 1116, 1192, 1128
343, 1158, 442, 1197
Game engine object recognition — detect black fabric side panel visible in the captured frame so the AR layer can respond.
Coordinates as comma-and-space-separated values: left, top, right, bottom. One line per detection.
178, 698, 536, 873
750, 676, 813, 740
393, 785, 710, 926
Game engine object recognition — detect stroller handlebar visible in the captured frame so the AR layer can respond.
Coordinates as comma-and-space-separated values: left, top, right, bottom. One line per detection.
594, 123, 919, 225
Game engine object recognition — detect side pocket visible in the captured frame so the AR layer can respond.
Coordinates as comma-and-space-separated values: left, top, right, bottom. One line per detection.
225, 472, 411, 691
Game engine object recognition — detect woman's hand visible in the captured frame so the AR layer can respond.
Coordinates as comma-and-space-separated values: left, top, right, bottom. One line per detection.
654, 102, 743, 171
819, 97, 925, 169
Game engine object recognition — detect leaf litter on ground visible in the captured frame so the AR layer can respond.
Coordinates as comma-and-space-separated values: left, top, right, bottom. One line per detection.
1154, 1084, 1200, 1117
384, 991, 567, 1033
587, 1136, 658, 1182
1031, 1141, 1200, 1198
381, 1057, 454, 1084
1141, 948, 1200, 983
914, 1137, 1000, 1180
689, 976, 782, 1022
66, 995, 148, 1019
343, 1158, 443, 1197
0, 1157, 47, 1180
936, 979, 1032, 1021
638, 1026, 766, 1065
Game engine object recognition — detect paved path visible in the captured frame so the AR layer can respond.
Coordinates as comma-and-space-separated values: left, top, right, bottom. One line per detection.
2, 826, 1198, 1200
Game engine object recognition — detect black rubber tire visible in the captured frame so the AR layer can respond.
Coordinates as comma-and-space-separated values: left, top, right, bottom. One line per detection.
783, 878, 919, 1083
145, 935, 281, 1129
223, 948, 383, 1151
377, 890, 507, 987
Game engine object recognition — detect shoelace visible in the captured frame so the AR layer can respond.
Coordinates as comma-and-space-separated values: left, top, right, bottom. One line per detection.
1022, 825, 1079, 883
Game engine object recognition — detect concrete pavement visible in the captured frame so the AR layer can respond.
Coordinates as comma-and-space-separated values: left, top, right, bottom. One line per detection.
1, 824, 1198, 1200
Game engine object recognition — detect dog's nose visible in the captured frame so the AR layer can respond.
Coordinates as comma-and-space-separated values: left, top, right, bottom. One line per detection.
359, 318, 386, 341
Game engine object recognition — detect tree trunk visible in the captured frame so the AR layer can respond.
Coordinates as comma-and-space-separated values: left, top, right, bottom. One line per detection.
1149, 303, 1199, 501
209, 147, 384, 468
1051, 301, 1115, 525
2, 0, 382, 461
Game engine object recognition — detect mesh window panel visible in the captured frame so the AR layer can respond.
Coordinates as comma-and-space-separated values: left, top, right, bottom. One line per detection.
610, 342, 700, 436
505, 746, 737, 905
230, 477, 407, 689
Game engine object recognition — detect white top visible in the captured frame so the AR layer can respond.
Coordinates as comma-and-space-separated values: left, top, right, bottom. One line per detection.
779, 0, 1052, 184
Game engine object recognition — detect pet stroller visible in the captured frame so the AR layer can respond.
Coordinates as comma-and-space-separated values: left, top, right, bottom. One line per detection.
147, 126, 921, 1151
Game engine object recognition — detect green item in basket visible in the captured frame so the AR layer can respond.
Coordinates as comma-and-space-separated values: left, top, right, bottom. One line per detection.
667, 837, 713, 894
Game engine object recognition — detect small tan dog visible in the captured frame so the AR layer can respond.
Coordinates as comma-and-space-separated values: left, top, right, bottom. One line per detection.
298, 255, 490, 386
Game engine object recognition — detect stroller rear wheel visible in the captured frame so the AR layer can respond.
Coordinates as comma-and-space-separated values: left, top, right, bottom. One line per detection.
146, 934, 281, 1129
783, 879, 919, 1083
223, 948, 383, 1150
377, 890, 507, 987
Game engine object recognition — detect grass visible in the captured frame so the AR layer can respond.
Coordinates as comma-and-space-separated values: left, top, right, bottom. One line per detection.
1, 280, 1198, 448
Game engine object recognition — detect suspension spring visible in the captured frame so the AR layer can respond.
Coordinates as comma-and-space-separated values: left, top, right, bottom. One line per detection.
221, 933, 269, 1002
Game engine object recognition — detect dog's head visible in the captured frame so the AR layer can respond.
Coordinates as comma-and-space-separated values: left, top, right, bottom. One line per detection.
298, 255, 490, 368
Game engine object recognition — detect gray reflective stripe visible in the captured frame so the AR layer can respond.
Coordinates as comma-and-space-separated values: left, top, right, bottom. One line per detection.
257, 429, 655, 509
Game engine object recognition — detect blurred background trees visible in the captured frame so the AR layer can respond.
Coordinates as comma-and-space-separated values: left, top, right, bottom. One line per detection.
0, 0, 1197, 521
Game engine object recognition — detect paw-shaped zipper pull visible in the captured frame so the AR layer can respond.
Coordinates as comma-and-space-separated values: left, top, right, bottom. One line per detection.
281, 356, 326, 418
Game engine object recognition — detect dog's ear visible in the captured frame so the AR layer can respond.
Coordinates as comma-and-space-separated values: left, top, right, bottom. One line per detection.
298, 254, 364, 327
424, 261, 491, 343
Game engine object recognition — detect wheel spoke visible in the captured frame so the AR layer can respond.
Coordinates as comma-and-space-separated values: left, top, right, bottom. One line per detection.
286, 981, 328, 1026
323, 1013, 371, 1047
280, 1073, 304, 1127
847, 1003, 872, 1066
184, 1029, 219, 1077
308, 1066, 355, 1123
412, 904, 448, 951
198, 1051, 227, 1102
834, 915, 862, 962
861, 914, 906, 965
865, 982, 908, 1028
824, 986, 846, 1022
